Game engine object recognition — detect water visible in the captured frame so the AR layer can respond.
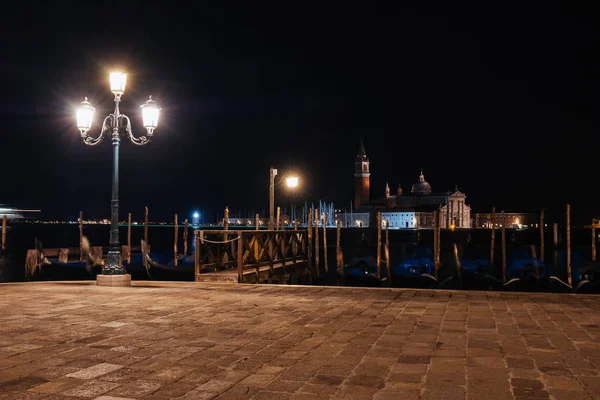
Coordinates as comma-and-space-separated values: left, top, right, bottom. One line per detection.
0, 224, 595, 284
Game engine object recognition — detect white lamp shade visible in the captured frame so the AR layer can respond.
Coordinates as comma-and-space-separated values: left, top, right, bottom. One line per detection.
76, 98, 95, 131
140, 96, 160, 129
109, 71, 127, 94
286, 176, 299, 188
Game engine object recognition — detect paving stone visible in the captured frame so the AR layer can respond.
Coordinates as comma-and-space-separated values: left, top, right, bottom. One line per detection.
0, 282, 600, 399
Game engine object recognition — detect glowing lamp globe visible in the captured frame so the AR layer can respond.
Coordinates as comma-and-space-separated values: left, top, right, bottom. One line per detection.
140, 96, 160, 134
76, 97, 95, 134
193, 212, 199, 219
286, 176, 299, 188
109, 71, 127, 94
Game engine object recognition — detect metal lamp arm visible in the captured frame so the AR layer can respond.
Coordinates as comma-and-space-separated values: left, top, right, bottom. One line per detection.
121, 115, 151, 146
81, 115, 113, 146
274, 173, 289, 185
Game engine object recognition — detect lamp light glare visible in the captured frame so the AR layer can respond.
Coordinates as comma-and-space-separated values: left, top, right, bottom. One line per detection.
76, 97, 95, 132
140, 96, 160, 133
109, 71, 127, 94
286, 176, 299, 188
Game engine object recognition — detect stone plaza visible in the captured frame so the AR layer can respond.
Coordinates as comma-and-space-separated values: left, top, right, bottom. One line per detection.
0, 281, 599, 399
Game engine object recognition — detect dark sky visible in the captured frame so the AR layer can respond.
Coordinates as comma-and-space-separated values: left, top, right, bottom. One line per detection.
1, 2, 598, 223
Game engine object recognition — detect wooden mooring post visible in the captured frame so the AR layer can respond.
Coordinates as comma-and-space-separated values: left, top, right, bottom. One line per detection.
385, 220, 391, 283
314, 209, 320, 277
183, 219, 189, 255
322, 215, 328, 274
307, 210, 313, 277
255, 213, 260, 230
566, 204, 572, 287
276, 207, 281, 230
79, 211, 83, 261
336, 221, 343, 272
490, 207, 496, 268
174, 213, 179, 267
1, 214, 6, 252
501, 210, 506, 283
453, 242, 462, 289
376, 212, 382, 279
433, 210, 439, 279
144, 206, 149, 245
592, 219, 596, 263
127, 212, 132, 263
436, 211, 441, 275
194, 230, 201, 278
540, 210, 545, 262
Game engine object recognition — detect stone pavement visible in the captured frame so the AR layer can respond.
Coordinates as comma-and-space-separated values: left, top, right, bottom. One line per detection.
0, 282, 600, 400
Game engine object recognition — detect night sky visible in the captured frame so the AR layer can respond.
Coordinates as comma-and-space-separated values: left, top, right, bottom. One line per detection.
2, 3, 598, 223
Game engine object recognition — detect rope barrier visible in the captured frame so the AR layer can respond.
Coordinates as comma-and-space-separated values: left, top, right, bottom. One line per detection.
200, 235, 241, 244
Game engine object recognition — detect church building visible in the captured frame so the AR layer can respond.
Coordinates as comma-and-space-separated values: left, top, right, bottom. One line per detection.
336, 141, 472, 229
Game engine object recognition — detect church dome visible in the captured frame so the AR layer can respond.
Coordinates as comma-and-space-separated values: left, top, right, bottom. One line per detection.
411, 170, 432, 195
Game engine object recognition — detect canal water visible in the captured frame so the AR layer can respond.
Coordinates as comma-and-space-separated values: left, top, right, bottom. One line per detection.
0, 223, 595, 286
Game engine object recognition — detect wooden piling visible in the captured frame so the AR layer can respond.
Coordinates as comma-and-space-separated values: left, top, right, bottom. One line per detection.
255, 213, 259, 230
436, 211, 441, 274
490, 207, 496, 268
385, 220, 391, 283
566, 204, 571, 287
322, 215, 328, 273
592, 219, 596, 263
79, 211, 83, 262
183, 219, 189, 255
224, 207, 229, 231
1, 215, 7, 252
276, 207, 281, 230
501, 210, 506, 283
540, 210, 544, 262
194, 230, 201, 281
307, 210, 313, 275
144, 206, 149, 245
127, 212, 132, 263
336, 220, 342, 271
314, 209, 320, 277
453, 243, 462, 289
531, 244, 540, 286
376, 212, 382, 279
553, 223, 558, 247
174, 214, 179, 267
433, 210, 438, 279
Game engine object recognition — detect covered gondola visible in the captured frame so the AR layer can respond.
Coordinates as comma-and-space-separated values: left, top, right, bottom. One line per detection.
27, 238, 102, 280
343, 256, 382, 286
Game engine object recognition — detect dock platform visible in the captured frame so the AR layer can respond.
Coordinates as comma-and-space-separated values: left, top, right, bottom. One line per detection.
0, 281, 599, 399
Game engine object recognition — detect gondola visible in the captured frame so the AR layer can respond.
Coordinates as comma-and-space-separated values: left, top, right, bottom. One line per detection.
392, 245, 438, 288
455, 258, 504, 290
392, 257, 438, 288
142, 240, 195, 281
502, 248, 550, 291
550, 251, 600, 294
27, 238, 102, 281
342, 256, 382, 286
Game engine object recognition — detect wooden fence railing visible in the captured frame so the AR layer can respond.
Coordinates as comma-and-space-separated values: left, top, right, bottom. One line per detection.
194, 229, 309, 283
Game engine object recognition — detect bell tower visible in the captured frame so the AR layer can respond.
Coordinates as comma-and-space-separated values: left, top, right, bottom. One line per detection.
353, 140, 370, 208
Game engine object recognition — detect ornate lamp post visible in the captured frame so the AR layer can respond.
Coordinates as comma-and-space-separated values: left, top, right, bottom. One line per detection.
76, 71, 160, 284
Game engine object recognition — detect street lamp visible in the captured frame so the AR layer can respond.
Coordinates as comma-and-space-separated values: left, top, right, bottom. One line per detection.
269, 167, 299, 230
76, 71, 160, 283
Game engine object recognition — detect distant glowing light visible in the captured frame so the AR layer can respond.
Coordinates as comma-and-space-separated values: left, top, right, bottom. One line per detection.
193, 212, 199, 219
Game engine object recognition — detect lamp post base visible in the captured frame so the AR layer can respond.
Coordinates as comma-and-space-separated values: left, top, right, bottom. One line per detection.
97, 274, 131, 287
